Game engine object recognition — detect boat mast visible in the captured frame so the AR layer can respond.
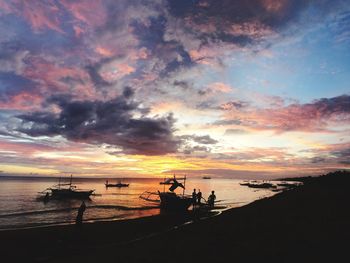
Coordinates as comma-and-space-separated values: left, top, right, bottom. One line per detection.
70, 174, 73, 188
182, 174, 186, 196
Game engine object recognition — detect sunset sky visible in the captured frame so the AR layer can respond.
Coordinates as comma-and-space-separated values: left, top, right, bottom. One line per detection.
0, 0, 349, 178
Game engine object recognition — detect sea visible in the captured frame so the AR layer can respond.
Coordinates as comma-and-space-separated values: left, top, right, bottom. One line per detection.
0, 176, 278, 230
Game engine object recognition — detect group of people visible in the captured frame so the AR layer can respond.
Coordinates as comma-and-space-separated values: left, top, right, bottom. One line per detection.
192, 189, 216, 209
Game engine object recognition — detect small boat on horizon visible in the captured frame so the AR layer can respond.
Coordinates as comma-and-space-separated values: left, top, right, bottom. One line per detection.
202, 176, 211, 179
105, 179, 129, 188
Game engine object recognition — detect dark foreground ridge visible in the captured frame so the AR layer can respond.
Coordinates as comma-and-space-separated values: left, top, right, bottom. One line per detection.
1, 170, 349, 263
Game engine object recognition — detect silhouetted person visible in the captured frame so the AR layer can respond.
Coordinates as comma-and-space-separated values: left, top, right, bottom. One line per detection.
208, 191, 216, 208
43, 192, 49, 203
197, 189, 202, 205
76, 201, 86, 226
192, 189, 197, 209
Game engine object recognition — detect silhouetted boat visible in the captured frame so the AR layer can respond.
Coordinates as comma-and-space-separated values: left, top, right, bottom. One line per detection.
140, 175, 192, 211
240, 180, 276, 189
247, 182, 276, 189
105, 179, 129, 188
39, 175, 94, 200
202, 176, 211, 179
277, 182, 302, 188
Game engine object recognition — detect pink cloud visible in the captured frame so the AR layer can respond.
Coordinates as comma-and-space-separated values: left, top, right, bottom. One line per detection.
207, 82, 233, 93
60, 0, 107, 27
0, 92, 42, 110
1, 0, 64, 33
219, 95, 350, 133
23, 57, 94, 99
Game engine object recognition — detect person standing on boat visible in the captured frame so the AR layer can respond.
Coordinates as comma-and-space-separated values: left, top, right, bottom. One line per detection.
197, 189, 202, 205
192, 189, 197, 209
76, 201, 86, 226
208, 191, 216, 208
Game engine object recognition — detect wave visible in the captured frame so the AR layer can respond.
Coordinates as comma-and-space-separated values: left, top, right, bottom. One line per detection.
0, 205, 159, 218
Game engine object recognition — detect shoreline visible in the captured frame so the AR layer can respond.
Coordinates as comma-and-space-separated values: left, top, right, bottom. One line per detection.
1, 171, 349, 262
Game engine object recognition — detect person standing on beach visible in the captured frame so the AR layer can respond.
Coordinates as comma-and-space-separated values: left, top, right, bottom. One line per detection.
208, 191, 216, 208
192, 189, 197, 209
76, 201, 86, 226
197, 189, 202, 205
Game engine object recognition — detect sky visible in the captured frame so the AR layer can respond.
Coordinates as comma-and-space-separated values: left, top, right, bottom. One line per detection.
0, 0, 349, 179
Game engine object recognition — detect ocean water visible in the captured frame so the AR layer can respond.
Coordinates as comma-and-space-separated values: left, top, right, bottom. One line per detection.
0, 176, 277, 230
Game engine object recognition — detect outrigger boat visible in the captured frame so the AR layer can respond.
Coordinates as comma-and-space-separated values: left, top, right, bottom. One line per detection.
105, 179, 129, 188
38, 175, 94, 200
140, 175, 192, 211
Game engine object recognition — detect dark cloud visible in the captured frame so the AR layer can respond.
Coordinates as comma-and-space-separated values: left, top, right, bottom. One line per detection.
131, 16, 194, 77
183, 145, 210, 155
16, 87, 181, 155
85, 63, 112, 89
181, 134, 218, 144
220, 100, 249, 110
166, 0, 310, 46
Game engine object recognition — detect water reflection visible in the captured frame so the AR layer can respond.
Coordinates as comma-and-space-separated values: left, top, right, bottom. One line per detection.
0, 176, 276, 229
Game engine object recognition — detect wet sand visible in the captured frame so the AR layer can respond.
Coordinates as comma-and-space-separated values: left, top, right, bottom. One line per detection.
1, 171, 349, 263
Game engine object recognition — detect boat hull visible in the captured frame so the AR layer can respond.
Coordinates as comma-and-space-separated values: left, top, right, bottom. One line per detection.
50, 189, 94, 199
159, 192, 192, 211
105, 183, 129, 188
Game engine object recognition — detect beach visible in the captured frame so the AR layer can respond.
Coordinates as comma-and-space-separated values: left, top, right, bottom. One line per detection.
1, 171, 349, 263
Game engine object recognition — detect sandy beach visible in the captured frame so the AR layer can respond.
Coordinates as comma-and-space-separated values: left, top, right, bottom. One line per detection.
1, 171, 349, 263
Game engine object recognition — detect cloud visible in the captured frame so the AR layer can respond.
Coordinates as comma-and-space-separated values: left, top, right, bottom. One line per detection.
218, 95, 350, 132
181, 134, 218, 145
165, 0, 309, 47
224, 129, 249, 135
0, 49, 29, 74
16, 87, 181, 155
0, 0, 64, 33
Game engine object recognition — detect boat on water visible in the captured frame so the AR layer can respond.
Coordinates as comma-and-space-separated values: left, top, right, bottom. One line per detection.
202, 176, 211, 179
140, 175, 192, 211
240, 180, 276, 189
105, 179, 129, 188
247, 182, 276, 189
38, 175, 94, 200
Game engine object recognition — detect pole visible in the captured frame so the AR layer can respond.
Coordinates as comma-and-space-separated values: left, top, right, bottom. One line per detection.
183, 175, 186, 196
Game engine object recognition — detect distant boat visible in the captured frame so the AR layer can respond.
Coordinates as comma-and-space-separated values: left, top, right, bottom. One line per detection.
140, 175, 192, 211
105, 179, 129, 188
39, 175, 94, 200
277, 182, 302, 188
247, 182, 276, 189
202, 176, 211, 179
240, 180, 276, 189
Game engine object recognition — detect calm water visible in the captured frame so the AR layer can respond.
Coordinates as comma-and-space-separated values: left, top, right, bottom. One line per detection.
0, 176, 277, 230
